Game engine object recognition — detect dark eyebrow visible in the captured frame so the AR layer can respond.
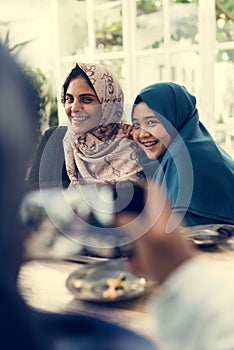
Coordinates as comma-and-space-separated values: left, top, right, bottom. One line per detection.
79, 93, 98, 98
143, 115, 158, 120
132, 115, 159, 121
65, 92, 97, 98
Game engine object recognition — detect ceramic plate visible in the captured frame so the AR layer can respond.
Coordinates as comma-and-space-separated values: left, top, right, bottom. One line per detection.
66, 258, 149, 303
182, 224, 234, 248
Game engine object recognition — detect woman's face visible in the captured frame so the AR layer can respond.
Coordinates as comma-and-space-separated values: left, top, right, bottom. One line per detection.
132, 101, 172, 160
64, 76, 102, 134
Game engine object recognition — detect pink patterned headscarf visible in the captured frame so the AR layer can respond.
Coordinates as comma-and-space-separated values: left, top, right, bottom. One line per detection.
62, 63, 144, 187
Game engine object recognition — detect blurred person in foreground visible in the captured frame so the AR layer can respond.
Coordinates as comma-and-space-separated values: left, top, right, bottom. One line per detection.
0, 42, 42, 349
118, 183, 234, 350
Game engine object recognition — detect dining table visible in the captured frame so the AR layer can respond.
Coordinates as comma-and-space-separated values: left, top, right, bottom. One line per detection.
17, 226, 234, 347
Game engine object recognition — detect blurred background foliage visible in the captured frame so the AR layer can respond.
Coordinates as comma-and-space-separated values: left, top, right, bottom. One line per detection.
95, 0, 234, 63
0, 27, 58, 145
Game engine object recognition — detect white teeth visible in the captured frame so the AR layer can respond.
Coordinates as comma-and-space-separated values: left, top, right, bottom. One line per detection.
72, 116, 87, 121
143, 141, 157, 147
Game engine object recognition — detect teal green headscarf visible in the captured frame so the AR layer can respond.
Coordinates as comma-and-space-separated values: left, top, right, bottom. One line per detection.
133, 82, 234, 226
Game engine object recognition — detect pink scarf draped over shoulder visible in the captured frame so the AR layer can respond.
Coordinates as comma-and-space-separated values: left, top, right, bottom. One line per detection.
62, 63, 144, 187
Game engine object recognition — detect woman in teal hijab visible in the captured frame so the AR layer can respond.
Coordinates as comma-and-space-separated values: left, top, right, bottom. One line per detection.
131, 82, 234, 226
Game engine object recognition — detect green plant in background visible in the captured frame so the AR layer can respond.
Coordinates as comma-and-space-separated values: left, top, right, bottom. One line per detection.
96, 19, 122, 49
173, 0, 234, 62
136, 0, 159, 15
22, 65, 58, 143
1, 28, 33, 54
137, 0, 234, 62
216, 0, 234, 62
0, 25, 58, 144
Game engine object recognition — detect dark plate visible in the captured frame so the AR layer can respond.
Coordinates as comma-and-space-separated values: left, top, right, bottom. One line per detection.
182, 224, 234, 248
66, 258, 149, 303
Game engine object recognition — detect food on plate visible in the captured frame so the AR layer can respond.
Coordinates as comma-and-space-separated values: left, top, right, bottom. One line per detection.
103, 273, 126, 299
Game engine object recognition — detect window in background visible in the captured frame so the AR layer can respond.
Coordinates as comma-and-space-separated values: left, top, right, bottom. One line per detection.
51, 0, 234, 157
214, 1, 234, 154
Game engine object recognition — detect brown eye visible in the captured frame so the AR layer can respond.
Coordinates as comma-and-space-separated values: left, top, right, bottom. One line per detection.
148, 119, 159, 126
65, 96, 73, 103
81, 97, 92, 103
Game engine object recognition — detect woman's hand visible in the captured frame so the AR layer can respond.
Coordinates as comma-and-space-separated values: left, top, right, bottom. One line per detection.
116, 184, 196, 283
121, 122, 133, 138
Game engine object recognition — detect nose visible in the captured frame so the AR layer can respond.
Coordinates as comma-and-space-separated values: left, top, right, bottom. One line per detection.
138, 127, 151, 138
71, 99, 83, 113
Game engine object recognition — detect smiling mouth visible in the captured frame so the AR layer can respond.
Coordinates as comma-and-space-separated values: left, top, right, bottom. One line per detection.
140, 140, 158, 148
71, 115, 89, 122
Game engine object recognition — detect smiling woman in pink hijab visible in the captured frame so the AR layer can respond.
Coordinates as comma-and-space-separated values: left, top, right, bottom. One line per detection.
27, 63, 144, 189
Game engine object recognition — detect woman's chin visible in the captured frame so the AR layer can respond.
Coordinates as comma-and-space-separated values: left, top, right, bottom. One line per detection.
142, 145, 167, 160
71, 123, 89, 134
144, 148, 158, 160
